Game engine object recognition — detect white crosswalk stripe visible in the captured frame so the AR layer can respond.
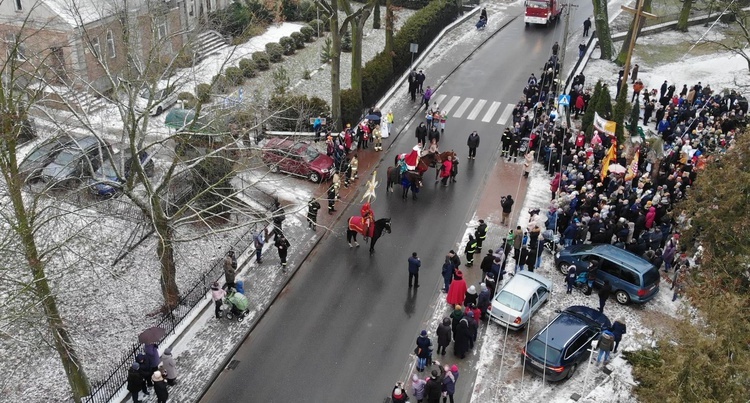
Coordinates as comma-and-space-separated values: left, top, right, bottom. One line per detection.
453, 98, 474, 118
482, 101, 501, 122
432, 94, 447, 107
427, 94, 515, 126
497, 104, 515, 125
442, 96, 461, 114
467, 99, 486, 120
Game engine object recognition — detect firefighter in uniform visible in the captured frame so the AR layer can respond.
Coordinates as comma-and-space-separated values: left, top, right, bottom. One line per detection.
307, 198, 321, 230
465, 234, 478, 267
475, 219, 488, 252
327, 185, 337, 214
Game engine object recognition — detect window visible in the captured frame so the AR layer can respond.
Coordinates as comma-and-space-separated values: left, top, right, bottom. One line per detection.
531, 293, 539, 308
106, 30, 115, 58
157, 21, 168, 40
14, 0, 22, 11
91, 37, 100, 58
564, 328, 596, 360
5, 33, 26, 61
536, 287, 549, 303
620, 269, 639, 286
600, 260, 622, 278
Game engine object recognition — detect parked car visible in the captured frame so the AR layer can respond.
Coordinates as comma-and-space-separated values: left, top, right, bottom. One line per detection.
41, 136, 108, 186
134, 83, 178, 116
555, 244, 660, 304
88, 150, 155, 197
261, 138, 334, 183
18, 134, 75, 181
488, 271, 552, 330
521, 306, 611, 382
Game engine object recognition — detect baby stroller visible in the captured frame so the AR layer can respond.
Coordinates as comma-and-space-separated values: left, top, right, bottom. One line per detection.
542, 229, 558, 253
476, 15, 487, 30
223, 289, 250, 322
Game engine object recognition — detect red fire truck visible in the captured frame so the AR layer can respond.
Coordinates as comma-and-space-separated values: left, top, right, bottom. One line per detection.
524, 0, 563, 26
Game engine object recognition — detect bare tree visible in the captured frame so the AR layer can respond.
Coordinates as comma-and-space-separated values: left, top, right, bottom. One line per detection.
593, 0, 613, 59
341, 0, 378, 104
314, 0, 374, 129
0, 8, 91, 401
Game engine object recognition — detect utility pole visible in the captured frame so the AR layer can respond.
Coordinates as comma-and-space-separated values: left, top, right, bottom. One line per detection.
618, 0, 656, 98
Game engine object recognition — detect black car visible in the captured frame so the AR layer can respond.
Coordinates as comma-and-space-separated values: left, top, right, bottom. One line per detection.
521, 306, 611, 382
40, 136, 108, 187
88, 150, 155, 197
18, 134, 74, 181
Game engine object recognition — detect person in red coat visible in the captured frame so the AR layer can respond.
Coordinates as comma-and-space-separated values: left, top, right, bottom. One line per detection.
439, 158, 453, 186
575, 94, 585, 118
447, 270, 468, 306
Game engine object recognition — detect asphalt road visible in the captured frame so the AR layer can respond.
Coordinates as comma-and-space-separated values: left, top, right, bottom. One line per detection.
201, 8, 591, 403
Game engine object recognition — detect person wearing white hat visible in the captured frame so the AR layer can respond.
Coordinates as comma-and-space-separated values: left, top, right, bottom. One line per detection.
151, 371, 169, 403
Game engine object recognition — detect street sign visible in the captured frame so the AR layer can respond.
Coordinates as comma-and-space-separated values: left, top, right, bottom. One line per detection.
410, 43, 418, 53
558, 94, 570, 106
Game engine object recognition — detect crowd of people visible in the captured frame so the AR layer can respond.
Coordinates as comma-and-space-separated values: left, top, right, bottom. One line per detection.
391, 40, 747, 399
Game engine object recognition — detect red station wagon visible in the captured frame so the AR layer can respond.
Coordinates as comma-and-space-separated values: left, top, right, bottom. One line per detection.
261, 138, 335, 183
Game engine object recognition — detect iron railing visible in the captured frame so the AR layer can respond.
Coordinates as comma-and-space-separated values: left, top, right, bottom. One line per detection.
83, 221, 262, 403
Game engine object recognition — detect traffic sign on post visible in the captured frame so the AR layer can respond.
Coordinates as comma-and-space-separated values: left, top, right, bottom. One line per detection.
410, 43, 418, 53
558, 94, 570, 106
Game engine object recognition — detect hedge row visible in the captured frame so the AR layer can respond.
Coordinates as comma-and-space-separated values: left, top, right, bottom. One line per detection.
341, 0, 458, 125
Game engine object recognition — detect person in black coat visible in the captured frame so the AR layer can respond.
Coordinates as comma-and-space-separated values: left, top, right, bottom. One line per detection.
415, 122, 428, 146
467, 131, 480, 159
127, 363, 145, 403
598, 280, 612, 313
480, 250, 494, 275
436, 317, 452, 356
135, 354, 152, 392
611, 318, 627, 353
454, 317, 471, 359
415, 330, 433, 371
425, 368, 445, 403
152, 371, 169, 403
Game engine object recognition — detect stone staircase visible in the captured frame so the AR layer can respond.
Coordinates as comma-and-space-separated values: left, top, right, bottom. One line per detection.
40, 85, 109, 114
194, 30, 229, 61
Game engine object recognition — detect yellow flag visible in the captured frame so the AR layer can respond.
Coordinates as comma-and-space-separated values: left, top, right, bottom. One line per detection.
600, 144, 617, 181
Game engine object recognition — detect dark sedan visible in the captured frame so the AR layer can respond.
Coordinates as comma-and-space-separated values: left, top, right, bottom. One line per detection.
18, 135, 74, 181
89, 150, 155, 197
41, 136, 108, 187
521, 306, 611, 381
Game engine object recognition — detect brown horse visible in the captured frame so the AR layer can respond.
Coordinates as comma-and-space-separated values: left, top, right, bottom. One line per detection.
420, 150, 456, 180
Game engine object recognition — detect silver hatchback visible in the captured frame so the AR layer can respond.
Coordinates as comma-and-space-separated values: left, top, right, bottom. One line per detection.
488, 271, 553, 330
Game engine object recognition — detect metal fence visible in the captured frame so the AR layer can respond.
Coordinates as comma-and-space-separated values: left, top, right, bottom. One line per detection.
83, 221, 262, 403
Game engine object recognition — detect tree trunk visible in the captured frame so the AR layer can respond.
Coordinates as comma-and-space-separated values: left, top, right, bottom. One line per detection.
593, 0, 613, 59
385, 0, 394, 57
330, 1, 342, 130
676, 0, 692, 31
373, 2, 380, 29
615, 0, 652, 65
3, 165, 90, 401
153, 209, 180, 310
350, 7, 373, 105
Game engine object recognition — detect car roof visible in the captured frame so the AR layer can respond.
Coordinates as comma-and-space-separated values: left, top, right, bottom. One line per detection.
64, 136, 102, 151
502, 271, 552, 300
533, 306, 610, 350
568, 244, 654, 274
264, 138, 298, 150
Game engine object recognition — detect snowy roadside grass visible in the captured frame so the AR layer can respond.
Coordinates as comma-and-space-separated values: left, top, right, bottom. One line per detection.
0, 196, 263, 402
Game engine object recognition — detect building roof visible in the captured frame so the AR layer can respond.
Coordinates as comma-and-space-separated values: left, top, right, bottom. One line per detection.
42, 0, 146, 27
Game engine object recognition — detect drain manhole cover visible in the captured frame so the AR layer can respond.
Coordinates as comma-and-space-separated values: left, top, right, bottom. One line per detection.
227, 360, 240, 370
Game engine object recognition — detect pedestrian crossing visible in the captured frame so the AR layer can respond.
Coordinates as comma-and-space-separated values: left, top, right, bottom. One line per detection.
429, 94, 515, 126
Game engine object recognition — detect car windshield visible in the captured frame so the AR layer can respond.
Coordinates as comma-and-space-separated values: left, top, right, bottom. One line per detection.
527, 1, 549, 8
27, 142, 58, 161
527, 339, 562, 364
291, 143, 318, 163
54, 150, 77, 165
138, 88, 157, 100
99, 158, 120, 178
495, 290, 525, 311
